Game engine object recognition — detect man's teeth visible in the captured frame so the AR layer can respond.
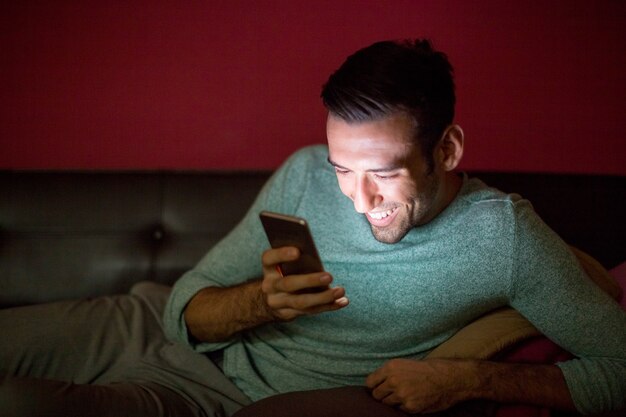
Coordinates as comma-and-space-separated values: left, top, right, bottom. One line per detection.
369, 209, 394, 220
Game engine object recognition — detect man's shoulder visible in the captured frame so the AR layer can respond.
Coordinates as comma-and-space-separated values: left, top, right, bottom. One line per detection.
461, 175, 527, 207
265, 145, 333, 202
286, 144, 329, 167
451, 175, 536, 227
278, 145, 334, 188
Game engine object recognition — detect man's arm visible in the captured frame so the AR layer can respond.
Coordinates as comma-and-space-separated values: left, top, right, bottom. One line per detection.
184, 246, 349, 343
366, 358, 576, 414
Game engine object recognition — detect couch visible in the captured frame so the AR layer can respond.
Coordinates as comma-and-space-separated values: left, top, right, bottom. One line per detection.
1, 169, 625, 416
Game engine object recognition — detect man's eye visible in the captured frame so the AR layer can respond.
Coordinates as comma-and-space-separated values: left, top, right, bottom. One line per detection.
374, 173, 397, 180
334, 168, 350, 175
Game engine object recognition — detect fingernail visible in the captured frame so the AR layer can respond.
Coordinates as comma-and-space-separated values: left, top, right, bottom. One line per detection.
320, 274, 332, 284
336, 297, 349, 306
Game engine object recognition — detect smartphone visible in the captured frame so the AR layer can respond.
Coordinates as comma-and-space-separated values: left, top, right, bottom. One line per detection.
259, 211, 324, 276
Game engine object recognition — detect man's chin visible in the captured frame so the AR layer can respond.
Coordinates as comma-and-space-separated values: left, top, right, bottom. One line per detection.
370, 224, 409, 244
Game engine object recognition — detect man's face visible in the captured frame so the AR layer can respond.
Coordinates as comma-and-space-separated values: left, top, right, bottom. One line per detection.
326, 112, 444, 244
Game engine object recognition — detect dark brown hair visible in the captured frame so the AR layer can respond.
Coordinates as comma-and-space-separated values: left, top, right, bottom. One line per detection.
321, 39, 455, 172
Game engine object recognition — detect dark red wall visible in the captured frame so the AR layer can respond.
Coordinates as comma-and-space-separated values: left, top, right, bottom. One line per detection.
2, 1, 624, 174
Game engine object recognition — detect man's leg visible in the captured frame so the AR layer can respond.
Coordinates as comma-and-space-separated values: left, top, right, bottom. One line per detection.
0, 376, 198, 417
0, 293, 161, 384
232, 386, 497, 417
232, 386, 408, 417
0, 282, 249, 416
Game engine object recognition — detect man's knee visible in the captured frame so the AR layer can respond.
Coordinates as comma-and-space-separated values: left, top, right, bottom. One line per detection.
130, 281, 171, 297
130, 281, 171, 319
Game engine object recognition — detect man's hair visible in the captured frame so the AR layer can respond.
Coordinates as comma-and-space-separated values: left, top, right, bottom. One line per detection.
321, 39, 455, 172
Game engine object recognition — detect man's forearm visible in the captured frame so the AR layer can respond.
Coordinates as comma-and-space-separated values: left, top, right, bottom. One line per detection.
368, 358, 577, 413
475, 360, 576, 411
183, 247, 349, 344
184, 279, 274, 343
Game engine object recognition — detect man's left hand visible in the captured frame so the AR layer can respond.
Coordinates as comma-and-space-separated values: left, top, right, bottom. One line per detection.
365, 358, 480, 414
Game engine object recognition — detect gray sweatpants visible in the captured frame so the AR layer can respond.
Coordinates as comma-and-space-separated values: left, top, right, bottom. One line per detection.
0, 282, 251, 417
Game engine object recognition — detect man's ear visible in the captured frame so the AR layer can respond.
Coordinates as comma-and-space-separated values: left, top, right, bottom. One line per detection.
437, 124, 464, 172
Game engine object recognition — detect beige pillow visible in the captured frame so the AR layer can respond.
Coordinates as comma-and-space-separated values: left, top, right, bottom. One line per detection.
426, 247, 621, 360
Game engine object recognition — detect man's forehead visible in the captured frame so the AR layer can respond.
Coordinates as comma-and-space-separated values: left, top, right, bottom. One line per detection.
326, 113, 415, 142
326, 115, 418, 169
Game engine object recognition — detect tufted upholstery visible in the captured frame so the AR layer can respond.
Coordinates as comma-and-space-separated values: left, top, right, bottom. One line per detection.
1, 170, 624, 308
0, 171, 270, 307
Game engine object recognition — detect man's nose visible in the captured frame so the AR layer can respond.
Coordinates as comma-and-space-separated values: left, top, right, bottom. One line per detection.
352, 175, 380, 213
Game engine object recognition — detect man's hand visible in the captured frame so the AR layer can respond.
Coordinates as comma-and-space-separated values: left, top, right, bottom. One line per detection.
366, 358, 479, 414
261, 246, 349, 321
184, 246, 348, 343
366, 358, 576, 414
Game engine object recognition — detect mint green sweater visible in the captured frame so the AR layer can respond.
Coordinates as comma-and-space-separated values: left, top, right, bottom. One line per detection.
164, 145, 626, 414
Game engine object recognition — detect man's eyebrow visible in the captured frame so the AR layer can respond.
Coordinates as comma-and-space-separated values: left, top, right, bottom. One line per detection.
327, 157, 345, 169
326, 157, 402, 172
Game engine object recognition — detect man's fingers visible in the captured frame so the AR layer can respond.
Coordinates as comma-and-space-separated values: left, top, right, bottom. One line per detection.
278, 286, 345, 310
381, 392, 402, 407
262, 247, 335, 294
262, 247, 299, 272
266, 288, 349, 321
369, 379, 418, 413
365, 367, 385, 390
370, 381, 395, 403
273, 272, 332, 293
260, 247, 349, 320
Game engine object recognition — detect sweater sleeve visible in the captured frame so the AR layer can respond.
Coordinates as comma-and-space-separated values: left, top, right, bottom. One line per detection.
162, 147, 318, 352
508, 199, 626, 414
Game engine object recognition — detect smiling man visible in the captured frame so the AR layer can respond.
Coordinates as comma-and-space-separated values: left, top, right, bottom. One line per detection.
326, 113, 463, 243
165, 39, 625, 416
2, 39, 623, 417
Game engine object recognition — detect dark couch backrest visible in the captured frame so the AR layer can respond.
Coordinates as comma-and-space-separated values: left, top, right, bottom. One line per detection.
0, 171, 271, 307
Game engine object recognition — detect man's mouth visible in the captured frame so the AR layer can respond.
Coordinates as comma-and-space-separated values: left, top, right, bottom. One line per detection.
366, 207, 399, 227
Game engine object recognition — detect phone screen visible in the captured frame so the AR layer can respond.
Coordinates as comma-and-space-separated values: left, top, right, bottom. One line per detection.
259, 211, 324, 276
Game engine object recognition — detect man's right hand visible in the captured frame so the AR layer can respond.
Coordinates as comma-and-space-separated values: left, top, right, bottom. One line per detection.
184, 246, 348, 343
260, 246, 349, 321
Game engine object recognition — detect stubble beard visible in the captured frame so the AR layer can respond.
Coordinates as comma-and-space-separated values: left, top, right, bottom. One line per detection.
369, 173, 440, 244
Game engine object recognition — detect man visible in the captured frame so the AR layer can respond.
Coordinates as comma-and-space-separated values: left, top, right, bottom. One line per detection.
165, 39, 625, 415
1, 39, 624, 417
